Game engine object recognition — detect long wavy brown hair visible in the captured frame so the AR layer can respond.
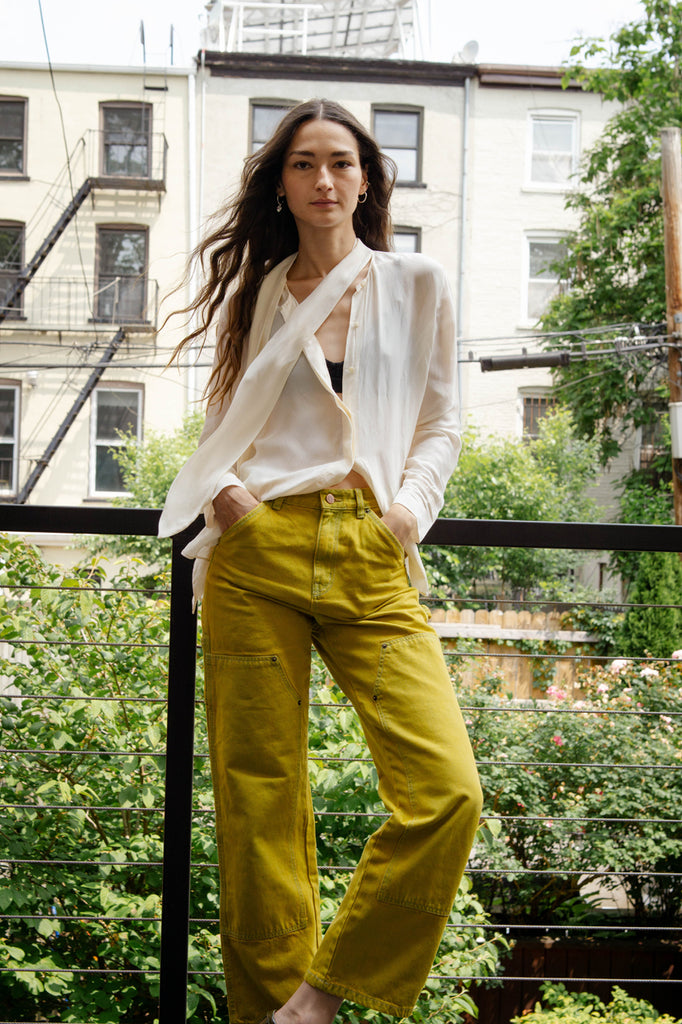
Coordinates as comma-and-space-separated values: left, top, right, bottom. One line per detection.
171, 99, 397, 407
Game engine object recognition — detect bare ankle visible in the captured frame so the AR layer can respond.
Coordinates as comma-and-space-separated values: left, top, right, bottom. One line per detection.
276, 980, 342, 1024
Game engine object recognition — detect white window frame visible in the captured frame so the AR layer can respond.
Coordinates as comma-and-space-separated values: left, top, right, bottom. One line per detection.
250, 99, 295, 154
0, 381, 20, 495
519, 388, 556, 439
525, 110, 579, 191
522, 231, 567, 325
89, 385, 143, 498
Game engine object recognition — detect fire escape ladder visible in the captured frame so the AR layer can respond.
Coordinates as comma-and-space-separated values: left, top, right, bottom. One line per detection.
14, 327, 126, 504
0, 177, 94, 323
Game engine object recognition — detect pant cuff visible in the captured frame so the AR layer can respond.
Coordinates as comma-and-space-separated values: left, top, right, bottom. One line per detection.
304, 968, 415, 1018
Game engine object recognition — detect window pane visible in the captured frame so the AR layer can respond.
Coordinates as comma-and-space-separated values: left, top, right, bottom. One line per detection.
523, 395, 555, 437
97, 229, 146, 321
529, 241, 562, 280
528, 279, 559, 320
0, 102, 25, 139
0, 388, 16, 439
252, 105, 290, 151
99, 230, 146, 276
533, 119, 572, 152
393, 231, 419, 253
383, 147, 417, 182
0, 141, 23, 171
0, 224, 23, 316
531, 118, 574, 184
0, 443, 14, 490
531, 151, 573, 184
96, 390, 139, 441
0, 101, 24, 173
95, 446, 125, 493
374, 110, 419, 148
0, 224, 22, 268
102, 105, 150, 177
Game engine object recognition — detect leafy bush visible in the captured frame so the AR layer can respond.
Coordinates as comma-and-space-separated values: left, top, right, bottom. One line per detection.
511, 981, 682, 1023
619, 551, 682, 658
462, 659, 682, 922
0, 533, 508, 1022
426, 409, 603, 600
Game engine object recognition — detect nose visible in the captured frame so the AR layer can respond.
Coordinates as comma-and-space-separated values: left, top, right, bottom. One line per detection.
315, 166, 332, 190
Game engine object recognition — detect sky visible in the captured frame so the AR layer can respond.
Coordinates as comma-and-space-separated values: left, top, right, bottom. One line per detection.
0, 0, 646, 69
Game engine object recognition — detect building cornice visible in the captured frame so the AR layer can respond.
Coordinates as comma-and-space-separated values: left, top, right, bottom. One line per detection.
199, 50, 476, 86
477, 64, 579, 89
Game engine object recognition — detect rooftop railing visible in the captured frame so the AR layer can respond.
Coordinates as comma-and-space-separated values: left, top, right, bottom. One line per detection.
0, 506, 680, 1023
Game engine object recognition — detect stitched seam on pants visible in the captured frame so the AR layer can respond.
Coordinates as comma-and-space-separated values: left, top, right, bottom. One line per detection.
205, 652, 309, 940
373, 632, 454, 916
312, 509, 343, 600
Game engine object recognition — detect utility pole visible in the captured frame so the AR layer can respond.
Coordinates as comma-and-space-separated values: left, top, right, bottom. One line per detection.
661, 126, 682, 526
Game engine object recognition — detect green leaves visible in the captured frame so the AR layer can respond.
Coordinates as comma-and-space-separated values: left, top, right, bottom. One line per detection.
544, 0, 682, 466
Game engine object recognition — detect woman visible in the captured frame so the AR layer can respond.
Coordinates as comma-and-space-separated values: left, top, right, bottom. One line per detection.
159, 99, 482, 1024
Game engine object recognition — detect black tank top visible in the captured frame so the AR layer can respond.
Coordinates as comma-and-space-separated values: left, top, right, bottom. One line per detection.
326, 358, 344, 394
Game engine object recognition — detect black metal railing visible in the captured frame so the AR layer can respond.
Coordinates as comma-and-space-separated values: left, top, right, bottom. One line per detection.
0, 506, 680, 1023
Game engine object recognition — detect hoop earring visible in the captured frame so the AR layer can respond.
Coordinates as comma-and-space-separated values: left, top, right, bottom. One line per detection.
357, 191, 368, 204
276, 195, 284, 214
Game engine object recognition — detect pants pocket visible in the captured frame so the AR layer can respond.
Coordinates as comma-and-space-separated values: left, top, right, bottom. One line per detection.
205, 651, 309, 940
366, 509, 406, 561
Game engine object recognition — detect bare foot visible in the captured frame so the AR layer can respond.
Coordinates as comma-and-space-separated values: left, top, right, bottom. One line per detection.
274, 980, 342, 1024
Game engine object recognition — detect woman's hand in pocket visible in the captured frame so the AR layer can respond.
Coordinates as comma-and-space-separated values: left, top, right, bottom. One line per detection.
213, 485, 260, 533
380, 503, 418, 550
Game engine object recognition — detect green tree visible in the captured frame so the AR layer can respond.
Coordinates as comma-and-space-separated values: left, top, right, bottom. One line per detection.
620, 549, 682, 656
426, 408, 602, 598
542, 0, 682, 464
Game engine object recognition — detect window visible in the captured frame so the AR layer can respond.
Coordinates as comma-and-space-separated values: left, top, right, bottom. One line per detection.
525, 234, 566, 321
638, 398, 667, 471
250, 101, 294, 153
0, 98, 27, 176
0, 383, 20, 494
95, 226, 148, 323
0, 221, 24, 318
90, 386, 142, 495
392, 227, 421, 253
521, 391, 556, 439
101, 103, 152, 178
372, 106, 422, 184
528, 111, 579, 188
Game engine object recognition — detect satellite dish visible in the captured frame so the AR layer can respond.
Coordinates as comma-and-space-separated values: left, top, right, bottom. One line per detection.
461, 40, 479, 63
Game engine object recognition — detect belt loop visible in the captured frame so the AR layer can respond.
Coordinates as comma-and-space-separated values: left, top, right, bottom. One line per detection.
354, 488, 365, 518
271, 496, 284, 510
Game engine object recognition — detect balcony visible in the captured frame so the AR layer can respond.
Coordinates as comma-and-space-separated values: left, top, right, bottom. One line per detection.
0, 274, 159, 332
0, 508, 680, 1022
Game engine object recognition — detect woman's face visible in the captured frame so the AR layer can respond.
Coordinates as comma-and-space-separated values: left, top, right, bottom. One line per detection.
277, 118, 368, 238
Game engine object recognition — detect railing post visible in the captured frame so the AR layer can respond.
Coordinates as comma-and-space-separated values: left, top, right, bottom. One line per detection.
159, 527, 199, 1022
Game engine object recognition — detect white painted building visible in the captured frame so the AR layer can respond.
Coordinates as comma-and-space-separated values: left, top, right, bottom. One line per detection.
0, 63, 194, 511
0, 42, 635, 535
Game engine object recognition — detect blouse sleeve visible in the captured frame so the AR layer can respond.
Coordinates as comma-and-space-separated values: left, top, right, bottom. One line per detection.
392, 267, 461, 539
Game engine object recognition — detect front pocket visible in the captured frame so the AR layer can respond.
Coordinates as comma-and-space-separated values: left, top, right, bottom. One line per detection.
367, 508, 406, 561
218, 500, 268, 544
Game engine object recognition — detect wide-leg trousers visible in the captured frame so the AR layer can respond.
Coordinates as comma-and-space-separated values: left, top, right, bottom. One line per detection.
202, 489, 482, 1023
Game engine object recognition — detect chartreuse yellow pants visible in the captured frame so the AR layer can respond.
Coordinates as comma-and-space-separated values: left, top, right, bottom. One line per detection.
202, 489, 482, 1024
